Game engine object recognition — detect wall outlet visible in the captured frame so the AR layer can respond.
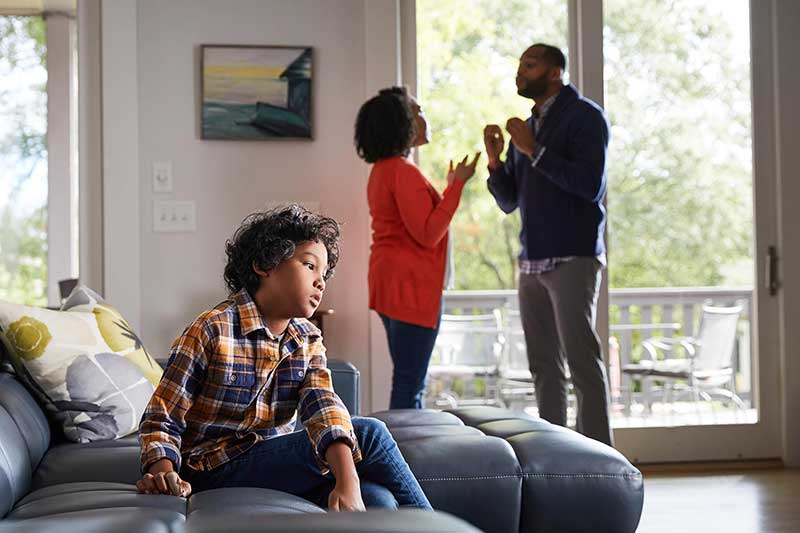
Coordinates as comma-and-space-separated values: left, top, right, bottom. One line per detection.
154, 200, 196, 232
152, 161, 173, 193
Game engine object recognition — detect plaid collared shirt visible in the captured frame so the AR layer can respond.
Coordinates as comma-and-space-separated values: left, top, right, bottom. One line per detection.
139, 289, 360, 474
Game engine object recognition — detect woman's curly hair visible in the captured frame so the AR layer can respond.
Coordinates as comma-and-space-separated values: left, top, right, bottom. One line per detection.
223, 204, 341, 296
354, 86, 416, 163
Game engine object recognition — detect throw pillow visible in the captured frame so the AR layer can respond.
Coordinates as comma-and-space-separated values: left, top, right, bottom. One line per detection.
61, 285, 163, 387
0, 299, 157, 442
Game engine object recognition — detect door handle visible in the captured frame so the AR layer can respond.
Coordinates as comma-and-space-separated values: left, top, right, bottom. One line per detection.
766, 245, 779, 296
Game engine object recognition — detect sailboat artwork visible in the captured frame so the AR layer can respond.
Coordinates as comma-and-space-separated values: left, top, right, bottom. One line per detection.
201, 45, 312, 139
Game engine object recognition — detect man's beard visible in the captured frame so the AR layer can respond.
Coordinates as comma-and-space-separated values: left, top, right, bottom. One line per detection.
517, 76, 549, 99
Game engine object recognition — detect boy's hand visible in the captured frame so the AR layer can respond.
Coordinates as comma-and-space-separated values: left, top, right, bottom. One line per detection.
328, 473, 366, 512
136, 458, 192, 497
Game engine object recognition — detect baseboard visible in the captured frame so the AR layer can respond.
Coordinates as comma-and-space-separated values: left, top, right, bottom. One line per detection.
637, 458, 784, 474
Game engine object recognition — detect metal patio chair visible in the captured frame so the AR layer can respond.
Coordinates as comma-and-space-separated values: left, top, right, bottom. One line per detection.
622, 304, 746, 421
427, 310, 504, 408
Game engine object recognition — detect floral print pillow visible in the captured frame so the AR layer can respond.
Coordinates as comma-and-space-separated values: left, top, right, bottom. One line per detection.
0, 288, 162, 442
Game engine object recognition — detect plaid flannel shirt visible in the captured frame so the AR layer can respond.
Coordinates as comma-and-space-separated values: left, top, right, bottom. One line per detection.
139, 289, 360, 474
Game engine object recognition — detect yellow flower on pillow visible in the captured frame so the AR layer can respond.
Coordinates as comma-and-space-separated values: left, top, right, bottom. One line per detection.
93, 303, 162, 387
7, 316, 52, 361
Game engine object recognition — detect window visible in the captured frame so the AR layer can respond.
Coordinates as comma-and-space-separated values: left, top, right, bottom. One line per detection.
416, 0, 569, 290
0, 11, 78, 307
0, 16, 48, 305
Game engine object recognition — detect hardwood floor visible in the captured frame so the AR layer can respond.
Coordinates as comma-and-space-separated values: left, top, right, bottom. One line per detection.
637, 467, 800, 532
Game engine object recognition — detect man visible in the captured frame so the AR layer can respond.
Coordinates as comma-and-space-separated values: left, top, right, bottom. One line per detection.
484, 43, 613, 446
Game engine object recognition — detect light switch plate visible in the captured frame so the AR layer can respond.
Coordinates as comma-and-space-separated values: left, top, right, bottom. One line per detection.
152, 161, 173, 193
154, 200, 196, 232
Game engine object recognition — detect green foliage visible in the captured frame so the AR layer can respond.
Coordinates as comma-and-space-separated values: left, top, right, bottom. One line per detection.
417, 0, 568, 289
417, 0, 754, 290
0, 16, 48, 306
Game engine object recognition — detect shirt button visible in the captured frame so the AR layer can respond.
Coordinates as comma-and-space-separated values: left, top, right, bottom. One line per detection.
229, 374, 237, 383
298, 370, 304, 377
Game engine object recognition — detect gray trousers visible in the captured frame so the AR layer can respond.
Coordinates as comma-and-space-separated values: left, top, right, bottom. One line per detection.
518, 257, 614, 446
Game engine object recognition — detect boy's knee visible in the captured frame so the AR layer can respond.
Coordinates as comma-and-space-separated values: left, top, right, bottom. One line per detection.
352, 416, 390, 439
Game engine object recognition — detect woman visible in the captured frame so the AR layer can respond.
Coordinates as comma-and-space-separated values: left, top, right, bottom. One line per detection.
354, 86, 480, 409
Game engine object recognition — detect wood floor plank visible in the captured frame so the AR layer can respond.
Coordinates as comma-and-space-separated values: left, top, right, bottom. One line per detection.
639, 468, 800, 533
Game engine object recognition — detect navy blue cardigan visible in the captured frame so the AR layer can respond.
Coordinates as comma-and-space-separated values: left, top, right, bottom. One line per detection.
487, 84, 609, 260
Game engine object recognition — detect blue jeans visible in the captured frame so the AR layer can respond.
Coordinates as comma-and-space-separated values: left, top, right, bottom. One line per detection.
379, 313, 441, 409
181, 417, 431, 510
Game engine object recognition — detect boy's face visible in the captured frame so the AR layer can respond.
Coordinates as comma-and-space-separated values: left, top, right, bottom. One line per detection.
259, 240, 329, 319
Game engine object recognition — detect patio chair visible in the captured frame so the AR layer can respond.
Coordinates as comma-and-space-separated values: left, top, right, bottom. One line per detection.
497, 309, 535, 409
622, 304, 746, 420
427, 310, 504, 408
497, 308, 579, 415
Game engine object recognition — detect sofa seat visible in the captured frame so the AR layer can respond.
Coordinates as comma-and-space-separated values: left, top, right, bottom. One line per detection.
373, 406, 644, 533
8, 482, 186, 520
31, 439, 141, 490
0, 367, 482, 532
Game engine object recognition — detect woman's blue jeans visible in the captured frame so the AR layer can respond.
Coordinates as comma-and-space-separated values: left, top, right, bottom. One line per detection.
181, 417, 431, 510
379, 313, 441, 409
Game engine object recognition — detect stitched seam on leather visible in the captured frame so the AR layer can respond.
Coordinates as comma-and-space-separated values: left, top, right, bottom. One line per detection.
419, 473, 642, 481
523, 473, 643, 479
419, 474, 520, 481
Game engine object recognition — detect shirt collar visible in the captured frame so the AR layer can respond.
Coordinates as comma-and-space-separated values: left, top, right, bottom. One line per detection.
532, 91, 559, 120
233, 288, 320, 339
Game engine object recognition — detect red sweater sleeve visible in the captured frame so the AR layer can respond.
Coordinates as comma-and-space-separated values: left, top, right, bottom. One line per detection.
391, 164, 465, 249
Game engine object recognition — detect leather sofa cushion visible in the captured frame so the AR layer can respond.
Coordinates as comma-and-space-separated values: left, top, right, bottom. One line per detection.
0, 374, 50, 471
187, 508, 481, 532
8, 482, 185, 520
31, 444, 141, 490
0, 507, 184, 533
187, 488, 324, 520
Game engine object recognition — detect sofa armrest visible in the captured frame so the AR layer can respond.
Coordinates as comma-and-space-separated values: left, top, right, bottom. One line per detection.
327, 359, 359, 416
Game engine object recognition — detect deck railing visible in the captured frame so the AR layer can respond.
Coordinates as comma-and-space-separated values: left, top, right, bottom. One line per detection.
439, 286, 754, 409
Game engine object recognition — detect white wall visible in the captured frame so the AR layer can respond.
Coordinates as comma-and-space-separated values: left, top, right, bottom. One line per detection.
102, 0, 401, 414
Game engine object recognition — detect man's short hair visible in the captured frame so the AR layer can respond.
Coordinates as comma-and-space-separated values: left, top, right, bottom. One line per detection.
531, 43, 566, 71
223, 204, 340, 296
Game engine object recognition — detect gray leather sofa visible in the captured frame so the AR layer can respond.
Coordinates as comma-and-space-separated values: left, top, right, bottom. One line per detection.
0, 358, 643, 532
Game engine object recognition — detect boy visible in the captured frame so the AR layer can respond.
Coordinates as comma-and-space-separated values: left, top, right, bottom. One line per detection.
137, 205, 431, 511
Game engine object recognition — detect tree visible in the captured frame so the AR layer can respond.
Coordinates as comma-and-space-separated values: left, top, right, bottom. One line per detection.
0, 16, 48, 306
417, 0, 753, 290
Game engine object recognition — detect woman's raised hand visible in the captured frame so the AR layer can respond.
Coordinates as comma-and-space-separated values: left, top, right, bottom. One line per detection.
450, 152, 482, 184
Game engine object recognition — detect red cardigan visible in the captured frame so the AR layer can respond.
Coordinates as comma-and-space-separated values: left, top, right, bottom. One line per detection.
367, 156, 464, 329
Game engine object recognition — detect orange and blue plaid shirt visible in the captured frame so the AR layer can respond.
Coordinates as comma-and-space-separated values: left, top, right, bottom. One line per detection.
139, 289, 360, 474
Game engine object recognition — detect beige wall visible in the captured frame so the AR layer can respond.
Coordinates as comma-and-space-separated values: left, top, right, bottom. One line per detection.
102, 0, 400, 413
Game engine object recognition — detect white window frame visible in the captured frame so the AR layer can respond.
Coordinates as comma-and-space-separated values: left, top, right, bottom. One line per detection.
401, 0, 800, 465
44, 12, 79, 307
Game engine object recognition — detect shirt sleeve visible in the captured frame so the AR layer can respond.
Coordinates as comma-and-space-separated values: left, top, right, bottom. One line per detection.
138, 319, 212, 474
391, 163, 465, 249
531, 108, 609, 202
297, 337, 362, 473
487, 143, 520, 213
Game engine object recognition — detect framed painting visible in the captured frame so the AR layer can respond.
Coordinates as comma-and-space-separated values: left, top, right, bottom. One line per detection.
201, 45, 312, 139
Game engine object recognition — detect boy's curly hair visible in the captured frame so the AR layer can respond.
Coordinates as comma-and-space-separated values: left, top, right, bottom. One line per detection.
354, 86, 416, 163
223, 204, 340, 296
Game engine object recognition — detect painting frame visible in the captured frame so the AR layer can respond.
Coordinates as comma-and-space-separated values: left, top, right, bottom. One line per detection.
201, 44, 313, 140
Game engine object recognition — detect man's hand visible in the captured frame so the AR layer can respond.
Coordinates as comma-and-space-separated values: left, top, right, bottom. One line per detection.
328, 472, 366, 512
136, 458, 192, 497
483, 125, 505, 170
505, 117, 536, 158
